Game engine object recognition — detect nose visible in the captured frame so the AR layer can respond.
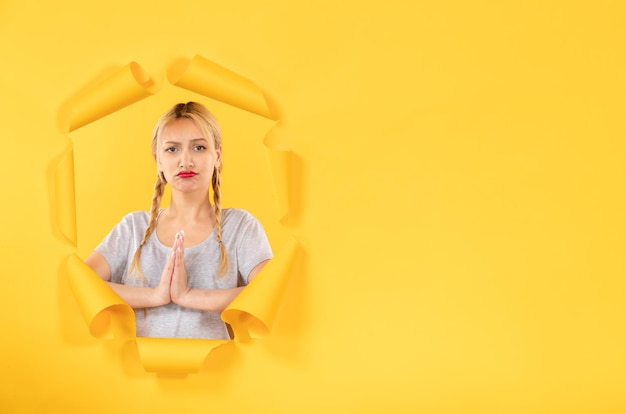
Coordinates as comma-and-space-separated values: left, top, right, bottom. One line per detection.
179, 148, 194, 169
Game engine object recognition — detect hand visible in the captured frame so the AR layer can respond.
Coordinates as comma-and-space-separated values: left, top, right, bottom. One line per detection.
152, 247, 175, 306
170, 230, 191, 305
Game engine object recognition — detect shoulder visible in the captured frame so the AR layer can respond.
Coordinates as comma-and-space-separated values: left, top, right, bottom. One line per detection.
222, 208, 257, 224
221, 208, 266, 238
121, 210, 150, 223
114, 210, 151, 230
95, 211, 150, 254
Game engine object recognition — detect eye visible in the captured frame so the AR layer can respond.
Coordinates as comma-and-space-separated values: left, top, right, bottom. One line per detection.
193, 145, 207, 151
165, 146, 178, 153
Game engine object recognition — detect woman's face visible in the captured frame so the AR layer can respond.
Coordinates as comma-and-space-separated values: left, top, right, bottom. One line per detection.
157, 118, 221, 194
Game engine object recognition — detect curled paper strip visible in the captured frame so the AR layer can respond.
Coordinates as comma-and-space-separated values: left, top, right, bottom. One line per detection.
54, 145, 77, 245
168, 55, 278, 120
222, 237, 300, 340
65, 254, 135, 340
58, 62, 158, 133
265, 146, 293, 224
262, 122, 297, 225
136, 337, 228, 374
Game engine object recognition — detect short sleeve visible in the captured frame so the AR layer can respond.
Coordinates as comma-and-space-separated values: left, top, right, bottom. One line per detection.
93, 213, 138, 284
236, 213, 273, 284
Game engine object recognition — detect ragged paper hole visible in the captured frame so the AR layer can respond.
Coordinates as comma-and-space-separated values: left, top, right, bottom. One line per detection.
58, 55, 301, 374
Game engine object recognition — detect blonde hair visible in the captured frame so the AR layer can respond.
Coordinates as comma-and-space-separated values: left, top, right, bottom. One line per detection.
130, 102, 228, 279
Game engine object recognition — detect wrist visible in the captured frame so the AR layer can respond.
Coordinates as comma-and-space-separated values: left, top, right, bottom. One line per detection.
172, 287, 193, 307
151, 286, 171, 307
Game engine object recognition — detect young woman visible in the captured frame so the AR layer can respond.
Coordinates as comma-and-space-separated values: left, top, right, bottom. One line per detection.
85, 102, 273, 339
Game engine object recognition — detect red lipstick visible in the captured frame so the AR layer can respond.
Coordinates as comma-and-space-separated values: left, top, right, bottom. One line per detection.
177, 171, 197, 178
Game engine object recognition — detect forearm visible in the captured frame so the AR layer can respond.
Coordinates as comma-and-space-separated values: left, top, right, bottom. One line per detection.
106, 282, 166, 309
175, 287, 244, 313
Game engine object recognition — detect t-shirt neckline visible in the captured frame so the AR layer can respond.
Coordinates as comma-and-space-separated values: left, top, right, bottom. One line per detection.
149, 209, 218, 252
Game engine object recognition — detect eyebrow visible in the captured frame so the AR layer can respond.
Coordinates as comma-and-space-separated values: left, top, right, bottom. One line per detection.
163, 138, 209, 145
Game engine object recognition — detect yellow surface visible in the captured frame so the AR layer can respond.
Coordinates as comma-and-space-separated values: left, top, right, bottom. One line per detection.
1, 1, 625, 413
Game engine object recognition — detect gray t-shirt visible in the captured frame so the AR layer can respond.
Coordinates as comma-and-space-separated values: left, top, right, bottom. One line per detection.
94, 208, 273, 339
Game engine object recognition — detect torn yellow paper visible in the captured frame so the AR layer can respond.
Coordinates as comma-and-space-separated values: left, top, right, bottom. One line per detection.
53, 144, 77, 245
222, 237, 300, 340
136, 337, 229, 374
62, 55, 298, 373
262, 122, 297, 224
65, 253, 135, 339
58, 62, 157, 133
168, 55, 278, 120
265, 146, 293, 224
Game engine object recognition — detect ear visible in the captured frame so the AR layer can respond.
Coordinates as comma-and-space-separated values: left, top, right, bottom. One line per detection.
215, 145, 222, 168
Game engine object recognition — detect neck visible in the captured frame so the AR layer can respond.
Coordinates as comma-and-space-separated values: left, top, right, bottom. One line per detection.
166, 193, 214, 223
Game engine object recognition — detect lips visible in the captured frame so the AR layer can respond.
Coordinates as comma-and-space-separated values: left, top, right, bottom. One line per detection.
177, 171, 197, 178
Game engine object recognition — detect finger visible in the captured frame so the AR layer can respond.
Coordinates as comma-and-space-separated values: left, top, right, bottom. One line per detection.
165, 249, 175, 270
161, 250, 175, 283
178, 230, 185, 261
174, 231, 180, 250
172, 249, 179, 271
176, 246, 188, 280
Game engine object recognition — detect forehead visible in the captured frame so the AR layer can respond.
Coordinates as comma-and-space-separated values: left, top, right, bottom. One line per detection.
160, 118, 209, 143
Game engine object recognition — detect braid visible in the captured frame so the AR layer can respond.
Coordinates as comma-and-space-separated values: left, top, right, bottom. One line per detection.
151, 101, 225, 275
212, 166, 228, 276
130, 172, 166, 280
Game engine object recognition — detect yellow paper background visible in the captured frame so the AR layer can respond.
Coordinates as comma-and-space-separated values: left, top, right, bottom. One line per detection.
1, 1, 625, 413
